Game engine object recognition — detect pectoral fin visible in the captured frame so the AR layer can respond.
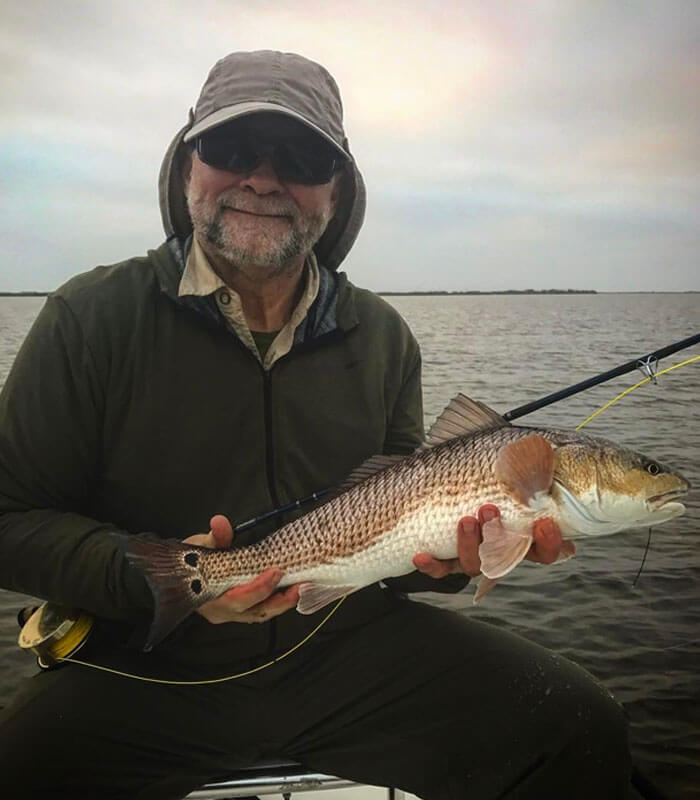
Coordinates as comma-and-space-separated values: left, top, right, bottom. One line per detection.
296, 583, 357, 615
495, 434, 555, 507
478, 517, 533, 579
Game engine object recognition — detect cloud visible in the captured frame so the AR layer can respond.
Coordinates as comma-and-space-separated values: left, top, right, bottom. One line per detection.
1, 0, 698, 290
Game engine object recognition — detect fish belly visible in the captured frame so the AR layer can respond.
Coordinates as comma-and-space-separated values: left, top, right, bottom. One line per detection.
273, 503, 469, 590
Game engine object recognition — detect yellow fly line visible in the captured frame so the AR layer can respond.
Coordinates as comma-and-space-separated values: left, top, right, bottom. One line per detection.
50, 611, 94, 660
576, 354, 700, 430
57, 352, 699, 684
59, 596, 346, 684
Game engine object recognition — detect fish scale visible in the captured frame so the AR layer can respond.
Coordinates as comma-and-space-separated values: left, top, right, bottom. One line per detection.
127, 394, 690, 651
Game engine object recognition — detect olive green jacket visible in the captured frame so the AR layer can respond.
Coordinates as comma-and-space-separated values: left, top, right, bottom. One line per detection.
0, 239, 465, 664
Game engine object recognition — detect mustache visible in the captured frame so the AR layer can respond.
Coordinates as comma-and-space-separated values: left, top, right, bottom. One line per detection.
216, 190, 298, 219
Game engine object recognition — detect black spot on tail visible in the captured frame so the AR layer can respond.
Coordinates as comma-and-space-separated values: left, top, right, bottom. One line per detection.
184, 552, 199, 567
125, 538, 204, 651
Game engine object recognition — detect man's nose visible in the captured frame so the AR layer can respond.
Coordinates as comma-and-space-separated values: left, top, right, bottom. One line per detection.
239, 156, 284, 193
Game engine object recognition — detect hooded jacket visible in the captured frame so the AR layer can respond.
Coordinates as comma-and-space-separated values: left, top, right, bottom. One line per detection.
0, 52, 466, 668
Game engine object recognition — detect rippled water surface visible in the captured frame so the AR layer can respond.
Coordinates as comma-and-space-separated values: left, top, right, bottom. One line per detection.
0, 293, 698, 797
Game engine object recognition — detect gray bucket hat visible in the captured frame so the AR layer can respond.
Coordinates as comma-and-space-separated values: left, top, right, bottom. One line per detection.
159, 50, 366, 271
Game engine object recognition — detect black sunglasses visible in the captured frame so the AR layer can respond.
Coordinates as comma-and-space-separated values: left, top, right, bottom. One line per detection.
195, 119, 345, 185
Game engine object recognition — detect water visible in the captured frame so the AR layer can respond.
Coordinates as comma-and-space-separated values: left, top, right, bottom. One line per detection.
0, 293, 698, 797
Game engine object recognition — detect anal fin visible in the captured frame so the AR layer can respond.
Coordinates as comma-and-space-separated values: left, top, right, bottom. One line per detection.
296, 583, 357, 615
473, 576, 500, 604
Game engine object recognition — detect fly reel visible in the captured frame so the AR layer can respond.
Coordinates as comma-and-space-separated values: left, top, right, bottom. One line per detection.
17, 602, 94, 669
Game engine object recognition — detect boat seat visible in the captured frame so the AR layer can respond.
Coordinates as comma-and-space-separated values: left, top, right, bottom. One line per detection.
184, 758, 405, 800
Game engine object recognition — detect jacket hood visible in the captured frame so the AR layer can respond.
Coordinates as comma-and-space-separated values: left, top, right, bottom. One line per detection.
158, 51, 366, 271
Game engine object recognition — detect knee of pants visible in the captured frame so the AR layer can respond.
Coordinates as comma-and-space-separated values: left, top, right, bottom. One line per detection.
555, 659, 630, 764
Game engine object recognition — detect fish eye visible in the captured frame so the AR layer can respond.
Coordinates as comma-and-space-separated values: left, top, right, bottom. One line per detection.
644, 460, 662, 476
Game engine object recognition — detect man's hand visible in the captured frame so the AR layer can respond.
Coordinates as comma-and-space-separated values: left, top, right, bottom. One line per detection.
412, 504, 575, 579
183, 514, 300, 624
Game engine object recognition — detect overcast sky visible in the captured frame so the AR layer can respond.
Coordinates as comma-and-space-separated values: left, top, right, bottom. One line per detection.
1, 0, 698, 291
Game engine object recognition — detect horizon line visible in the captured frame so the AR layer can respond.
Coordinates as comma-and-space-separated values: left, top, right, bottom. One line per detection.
0, 289, 698, 297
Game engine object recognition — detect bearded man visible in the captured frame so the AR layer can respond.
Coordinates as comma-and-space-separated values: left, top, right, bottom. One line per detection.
0, 51, 631, 799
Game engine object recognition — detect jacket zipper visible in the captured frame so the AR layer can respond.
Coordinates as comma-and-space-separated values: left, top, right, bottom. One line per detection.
262, 368, 281, 509
262, 367, 280, 657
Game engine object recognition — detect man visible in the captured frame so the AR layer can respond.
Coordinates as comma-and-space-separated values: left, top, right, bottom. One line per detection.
0, 51, 630, 799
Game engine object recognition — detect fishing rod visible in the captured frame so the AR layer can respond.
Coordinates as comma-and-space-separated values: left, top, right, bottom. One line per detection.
503, 332, 700, 421
236, 332, 700, 533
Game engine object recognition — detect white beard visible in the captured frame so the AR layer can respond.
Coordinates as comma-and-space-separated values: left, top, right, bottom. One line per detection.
187, 188, 333, 280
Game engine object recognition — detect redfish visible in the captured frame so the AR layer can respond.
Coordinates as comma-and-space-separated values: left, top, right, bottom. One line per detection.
128, 395, 690, 650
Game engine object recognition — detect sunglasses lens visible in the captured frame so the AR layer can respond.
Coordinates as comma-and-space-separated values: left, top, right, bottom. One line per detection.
196, 119, 342, 185
197, 133, 259, 173
273, 141, 339, 185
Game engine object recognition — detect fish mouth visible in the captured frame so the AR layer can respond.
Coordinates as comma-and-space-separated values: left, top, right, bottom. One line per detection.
647, 488, 688, 511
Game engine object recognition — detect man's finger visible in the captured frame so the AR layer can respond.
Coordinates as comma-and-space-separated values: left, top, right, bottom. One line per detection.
182, 514, 234, 549
477, 504, 500, 525
221, 568, 284, 611
527, 518, 562, 564
559, 540, 577, 560
209, 514, 234, 549
457, 516, 482, 577
238, 585, 301, 623
413, 553, 459, 578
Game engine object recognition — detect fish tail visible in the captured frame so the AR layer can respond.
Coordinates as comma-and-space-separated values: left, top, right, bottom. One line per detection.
126, 538, 208, 652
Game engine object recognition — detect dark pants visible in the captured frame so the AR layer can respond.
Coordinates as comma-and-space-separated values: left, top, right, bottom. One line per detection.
0, 597, 631, 799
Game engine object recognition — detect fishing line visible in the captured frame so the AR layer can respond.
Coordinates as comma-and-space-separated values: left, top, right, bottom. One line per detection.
56, 597, 346, 684
27, 350, 699, 684
632, 529, 653, 587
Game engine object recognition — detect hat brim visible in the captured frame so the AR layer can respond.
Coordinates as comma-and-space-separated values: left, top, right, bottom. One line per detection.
183, 102, 351, 160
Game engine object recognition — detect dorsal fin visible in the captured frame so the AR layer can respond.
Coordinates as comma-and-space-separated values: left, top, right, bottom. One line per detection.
424, 394, 508, 448
337, 454, 408, 491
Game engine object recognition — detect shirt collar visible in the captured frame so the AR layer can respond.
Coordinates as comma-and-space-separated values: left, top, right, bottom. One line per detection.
178, 235, 320, 369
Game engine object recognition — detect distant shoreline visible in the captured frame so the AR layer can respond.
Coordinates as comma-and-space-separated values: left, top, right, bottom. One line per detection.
378, 289, 597, 295
380, 289, 700, 295
378, 289, 698, 296
0, 292, 51, 297
0, 289, 697, 297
